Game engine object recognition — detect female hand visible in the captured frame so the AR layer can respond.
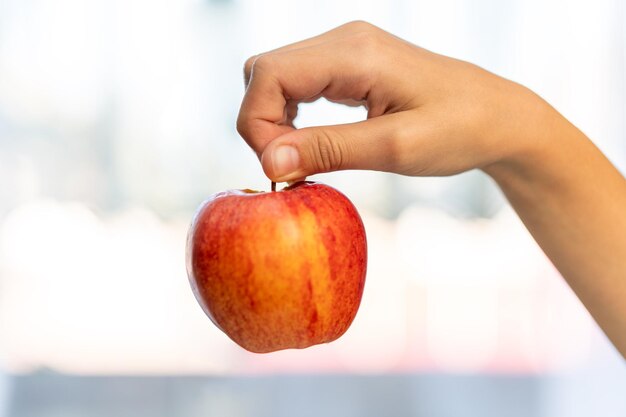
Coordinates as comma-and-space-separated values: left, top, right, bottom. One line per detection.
237, 21, 626, 358
237, 20, 547, 182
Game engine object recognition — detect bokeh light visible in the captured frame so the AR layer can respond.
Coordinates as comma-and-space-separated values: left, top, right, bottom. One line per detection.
0, 0, 624, 415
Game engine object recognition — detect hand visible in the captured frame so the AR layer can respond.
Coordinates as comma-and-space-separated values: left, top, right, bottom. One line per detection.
237, 21, 626, 358
237, 20, 548, 182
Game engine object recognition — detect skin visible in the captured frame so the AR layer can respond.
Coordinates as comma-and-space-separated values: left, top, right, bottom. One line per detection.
236, 21, 626, 357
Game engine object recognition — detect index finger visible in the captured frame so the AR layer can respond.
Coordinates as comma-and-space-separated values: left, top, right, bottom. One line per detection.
236, 40, 374, 155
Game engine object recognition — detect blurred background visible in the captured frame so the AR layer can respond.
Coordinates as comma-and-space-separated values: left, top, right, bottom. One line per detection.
0, 0, 625, 415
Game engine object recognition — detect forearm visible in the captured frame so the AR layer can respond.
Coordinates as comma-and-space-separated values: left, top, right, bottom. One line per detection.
485, 102, 626, 357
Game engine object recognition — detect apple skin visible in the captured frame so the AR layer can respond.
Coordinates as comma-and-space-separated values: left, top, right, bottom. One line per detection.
186, 181, 367, 353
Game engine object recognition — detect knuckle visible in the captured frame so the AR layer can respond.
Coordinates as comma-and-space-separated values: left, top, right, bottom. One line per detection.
244, 55, 258, 76
309, 130, 345, 173
236, 115, 259, 143
345, 20, 376, 32
243, 54, 275, 84
347, 29, 381, 57
236, 114, 248, 137
235, 116, 264, 157
250, 54, 273, 74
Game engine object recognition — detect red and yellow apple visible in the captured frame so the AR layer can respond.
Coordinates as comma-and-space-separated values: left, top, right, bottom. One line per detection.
186, 181, 367, 353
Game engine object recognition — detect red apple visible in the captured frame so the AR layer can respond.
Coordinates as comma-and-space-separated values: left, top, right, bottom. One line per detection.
186, 181, 367, 353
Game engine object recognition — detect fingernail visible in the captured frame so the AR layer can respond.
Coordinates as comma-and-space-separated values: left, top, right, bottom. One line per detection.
272, 145, 300, 178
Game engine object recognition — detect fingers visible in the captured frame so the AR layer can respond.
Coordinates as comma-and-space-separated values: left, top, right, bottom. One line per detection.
259, 113, 409, 182
243, 21, 380, 88
237, 41, 376, 156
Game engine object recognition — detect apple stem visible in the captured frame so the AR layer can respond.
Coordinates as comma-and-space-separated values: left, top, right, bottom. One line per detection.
271, 181, 276, 192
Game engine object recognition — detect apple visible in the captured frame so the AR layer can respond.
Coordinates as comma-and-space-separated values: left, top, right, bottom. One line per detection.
186, 181, 367, 353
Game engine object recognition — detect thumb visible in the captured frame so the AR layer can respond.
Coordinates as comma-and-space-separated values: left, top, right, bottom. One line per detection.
260, 114, 404, 182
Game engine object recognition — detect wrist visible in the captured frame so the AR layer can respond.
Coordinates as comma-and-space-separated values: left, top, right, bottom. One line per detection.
481, 89, 573, 186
